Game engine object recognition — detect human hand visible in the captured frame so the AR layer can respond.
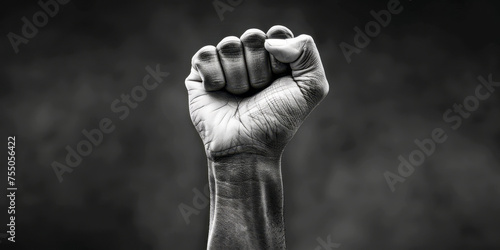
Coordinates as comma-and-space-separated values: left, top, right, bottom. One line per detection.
185, 25, 329, 159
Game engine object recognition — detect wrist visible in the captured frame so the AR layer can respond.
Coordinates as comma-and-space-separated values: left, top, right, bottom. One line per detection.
210, 153, 282, 189
207, 153, 286, 249
206, 142, 284, 161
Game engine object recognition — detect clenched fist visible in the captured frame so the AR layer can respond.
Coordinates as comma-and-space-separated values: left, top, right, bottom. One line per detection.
185, 25, 329, 249
186, 25, 329, 159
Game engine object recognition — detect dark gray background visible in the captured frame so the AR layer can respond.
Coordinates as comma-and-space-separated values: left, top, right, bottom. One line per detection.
1, 0, 500, 249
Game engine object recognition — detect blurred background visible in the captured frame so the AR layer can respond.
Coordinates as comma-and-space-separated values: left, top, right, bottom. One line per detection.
1, 0, 500, 249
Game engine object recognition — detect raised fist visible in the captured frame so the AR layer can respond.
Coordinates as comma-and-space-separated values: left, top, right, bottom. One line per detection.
185, 25, 329, 159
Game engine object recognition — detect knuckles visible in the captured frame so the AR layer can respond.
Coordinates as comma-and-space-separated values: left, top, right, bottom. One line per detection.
240, 29, 266, 49
191, 28, 273, 69
299, 34, 315, 49
189, 26, 329, 99
191, 45, 218, 69
266, 25, 294, 38
216, 36, 243, 57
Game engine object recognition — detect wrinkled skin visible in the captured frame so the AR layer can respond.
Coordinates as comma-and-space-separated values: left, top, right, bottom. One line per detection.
185, 25, 329, 159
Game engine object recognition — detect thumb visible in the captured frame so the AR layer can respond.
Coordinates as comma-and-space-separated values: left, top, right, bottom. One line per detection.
264, 35, 329, 106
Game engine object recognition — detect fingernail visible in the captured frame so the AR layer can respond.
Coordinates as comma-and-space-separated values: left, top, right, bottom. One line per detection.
266, 39, 287, 47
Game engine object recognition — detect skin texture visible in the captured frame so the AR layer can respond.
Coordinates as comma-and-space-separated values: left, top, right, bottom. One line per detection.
185, 25, 329, 249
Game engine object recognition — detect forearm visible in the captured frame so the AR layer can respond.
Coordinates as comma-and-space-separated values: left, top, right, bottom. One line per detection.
207, 153, 286, 249
188, 25, 328, 250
